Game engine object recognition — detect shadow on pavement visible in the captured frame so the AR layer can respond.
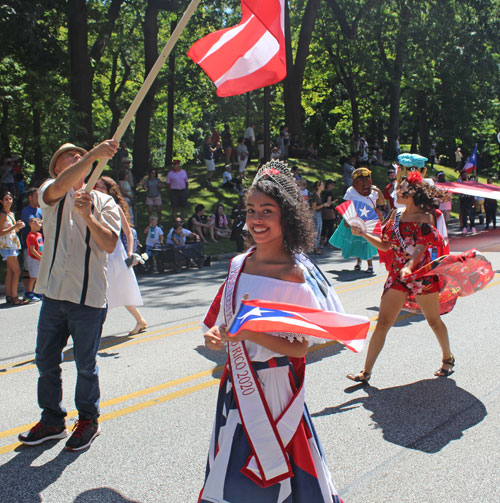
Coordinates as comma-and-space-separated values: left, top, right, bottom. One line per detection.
325, 268, 377, 283
312, 378, 486, 453
0, 443, 84, 503
74, 488, 142, 502
193, 344, 226, 378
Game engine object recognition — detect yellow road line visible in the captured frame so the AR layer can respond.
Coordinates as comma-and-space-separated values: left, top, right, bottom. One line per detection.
0, 321, 201, 376
0, 379, 221, 455
335, 276, 386, 292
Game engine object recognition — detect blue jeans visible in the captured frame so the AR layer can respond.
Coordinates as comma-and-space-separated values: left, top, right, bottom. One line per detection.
313, 211, 322, 250
36, 297, 107, 427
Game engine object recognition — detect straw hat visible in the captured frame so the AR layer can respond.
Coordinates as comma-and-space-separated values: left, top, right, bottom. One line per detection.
48, 143, 87, 178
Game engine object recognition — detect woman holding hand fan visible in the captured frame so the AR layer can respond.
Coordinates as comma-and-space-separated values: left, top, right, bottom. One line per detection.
329, 167, 385, 273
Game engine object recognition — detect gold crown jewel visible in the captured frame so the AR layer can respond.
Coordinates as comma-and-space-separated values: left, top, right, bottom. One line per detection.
251, 160, 299, 205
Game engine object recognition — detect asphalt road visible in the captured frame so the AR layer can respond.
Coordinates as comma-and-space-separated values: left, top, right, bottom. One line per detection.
1, 228, 500, 503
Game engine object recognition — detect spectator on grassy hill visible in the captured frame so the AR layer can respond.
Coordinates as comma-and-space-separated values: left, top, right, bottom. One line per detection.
210, 203, 231, 239
309, 180, 332, 254
291, 165, 302, 180
188, 203, 217, 243
321, 179, 338, 245
0, 156, 15, 192
221, 164, 241, 193
235, 136, 249, 179
144, 215, 164, 255
203, 134, 218, 187
256, 125, 265, 165
244, 123, 255, 160
141, 168, 164, 226
270, 146, 280, 161
221, 124, 234, 166
167, 159, 189, 221
429, 144, 437, 170
343, 155, 356, 188
384, 168, 398, 211
297, 178, 308, 201
118, 168, 135, 224
455, 147, 463, 172
230, 190, 247, 253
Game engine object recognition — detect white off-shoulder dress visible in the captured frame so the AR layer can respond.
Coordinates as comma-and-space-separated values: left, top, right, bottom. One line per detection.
199, 273, 342, 503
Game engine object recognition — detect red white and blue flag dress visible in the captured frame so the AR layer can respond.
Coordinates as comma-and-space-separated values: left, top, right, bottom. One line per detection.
199, 250, 344, 503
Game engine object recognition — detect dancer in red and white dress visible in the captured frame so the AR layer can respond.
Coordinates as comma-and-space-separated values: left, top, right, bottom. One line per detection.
201, 160, 344, 503
347, 171, 455, 383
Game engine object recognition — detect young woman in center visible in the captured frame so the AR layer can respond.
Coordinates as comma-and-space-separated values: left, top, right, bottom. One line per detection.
200, 160, 343, 503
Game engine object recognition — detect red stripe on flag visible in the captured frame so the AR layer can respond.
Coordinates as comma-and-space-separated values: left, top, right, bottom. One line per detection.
188, 0, 286, 96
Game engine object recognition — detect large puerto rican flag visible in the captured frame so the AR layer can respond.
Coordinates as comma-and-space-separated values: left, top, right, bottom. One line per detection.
436, 180, 500, 201
187, 0, 286, 97
228, 299, 370, 353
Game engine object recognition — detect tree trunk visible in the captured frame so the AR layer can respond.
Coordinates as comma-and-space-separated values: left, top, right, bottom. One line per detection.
32, 104, 44, 182
245, 93, 251, 127
264, 86, 271, 162
165, 20, 176, 169
0, 101, 9, 156
133, 2, 159, 180
416, 90, 430, 156
410, 117, 419, 153
386, 1, 411, 160
283, 0, 321, 141
67, 0, 93, 147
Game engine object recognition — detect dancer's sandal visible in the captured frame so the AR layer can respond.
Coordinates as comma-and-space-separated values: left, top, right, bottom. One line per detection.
354, 264, 361, 271
6, 296, 28, 305
434, 355, 455, 377
128, 322, 148, 336
346, 370, 371, 384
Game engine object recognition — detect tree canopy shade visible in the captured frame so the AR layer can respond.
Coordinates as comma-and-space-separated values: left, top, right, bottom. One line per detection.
1, 0, 499, 182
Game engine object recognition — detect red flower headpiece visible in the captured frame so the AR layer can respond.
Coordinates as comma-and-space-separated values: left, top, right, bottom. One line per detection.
261, 167, 281, 177
407, 171, 423, 184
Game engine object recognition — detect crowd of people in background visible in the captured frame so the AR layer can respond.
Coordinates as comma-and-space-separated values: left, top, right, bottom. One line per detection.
1, 128, 499, 307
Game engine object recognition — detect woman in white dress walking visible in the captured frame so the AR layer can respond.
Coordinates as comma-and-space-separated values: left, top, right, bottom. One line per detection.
94, 176, 147, 335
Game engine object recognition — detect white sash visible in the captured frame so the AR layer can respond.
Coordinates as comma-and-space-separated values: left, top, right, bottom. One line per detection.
223, 250, 305, 487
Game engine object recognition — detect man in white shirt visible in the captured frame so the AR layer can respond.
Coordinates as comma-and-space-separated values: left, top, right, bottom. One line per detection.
244, 123, 255, 160
19, 139, 120, 452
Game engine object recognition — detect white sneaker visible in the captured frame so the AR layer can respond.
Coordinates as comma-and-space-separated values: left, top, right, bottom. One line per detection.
471, 227, 477, 234
462, 227, 468, 234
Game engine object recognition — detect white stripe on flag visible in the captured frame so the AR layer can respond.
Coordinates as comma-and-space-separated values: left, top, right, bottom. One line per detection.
214, 31, 279, 87
198, 15, 255, 64
247, 316, 329, 333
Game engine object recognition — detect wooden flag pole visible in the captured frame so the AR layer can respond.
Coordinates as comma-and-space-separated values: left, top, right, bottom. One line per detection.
85, 0, 202, 192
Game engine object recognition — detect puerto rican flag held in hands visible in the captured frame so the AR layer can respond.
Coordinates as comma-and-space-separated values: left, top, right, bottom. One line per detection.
187, 0, 286, 97
336, 200, 382, 235
228, 299, 370, 353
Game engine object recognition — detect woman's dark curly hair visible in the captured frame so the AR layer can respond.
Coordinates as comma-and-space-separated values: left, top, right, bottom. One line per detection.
398, 174, 451, 211
245, 160, 315, 254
